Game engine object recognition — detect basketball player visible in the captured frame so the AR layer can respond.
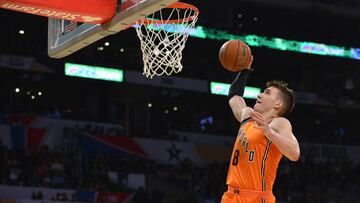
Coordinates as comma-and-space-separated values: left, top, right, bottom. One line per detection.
221, 58, 300, 203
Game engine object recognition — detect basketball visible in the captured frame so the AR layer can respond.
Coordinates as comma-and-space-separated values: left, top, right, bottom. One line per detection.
219, 40, 252, 72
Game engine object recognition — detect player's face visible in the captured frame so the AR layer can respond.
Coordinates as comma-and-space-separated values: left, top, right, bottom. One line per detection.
254, 87, 280, 113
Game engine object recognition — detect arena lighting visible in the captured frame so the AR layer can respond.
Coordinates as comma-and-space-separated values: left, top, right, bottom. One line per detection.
210, 82, 261, 99
64, 63, 124, 82
138, 24, 360, 60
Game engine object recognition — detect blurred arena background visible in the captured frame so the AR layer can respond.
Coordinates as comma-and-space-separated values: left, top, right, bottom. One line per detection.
0, 0, 360, 202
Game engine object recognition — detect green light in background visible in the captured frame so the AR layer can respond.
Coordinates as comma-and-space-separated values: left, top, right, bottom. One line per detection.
64, 63, 123, 82
189, 25, 207, 39
210, 82, 261, 99
187, 27, 351, 59
273, 38, 287, 50
144, 24, 359, 60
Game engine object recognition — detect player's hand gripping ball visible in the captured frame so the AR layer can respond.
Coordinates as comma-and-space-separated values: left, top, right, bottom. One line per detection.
219, 40, 253, 72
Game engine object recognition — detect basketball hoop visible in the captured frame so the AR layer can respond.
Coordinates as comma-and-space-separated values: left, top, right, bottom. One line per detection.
134, 2, 199, 78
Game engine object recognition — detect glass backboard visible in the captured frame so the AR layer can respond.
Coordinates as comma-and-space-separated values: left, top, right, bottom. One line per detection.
48, 0, 179, 58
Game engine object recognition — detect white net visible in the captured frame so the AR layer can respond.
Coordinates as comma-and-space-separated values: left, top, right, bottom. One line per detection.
134, 3, 199, 78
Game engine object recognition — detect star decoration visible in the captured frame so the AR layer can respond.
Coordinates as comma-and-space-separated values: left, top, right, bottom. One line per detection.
166, 143, 182, 162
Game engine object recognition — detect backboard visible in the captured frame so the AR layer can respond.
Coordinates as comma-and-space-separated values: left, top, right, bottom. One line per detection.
48, 0, 179, 58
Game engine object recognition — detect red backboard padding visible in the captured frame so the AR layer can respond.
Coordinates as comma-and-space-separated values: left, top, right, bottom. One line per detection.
0, 0, 117, 24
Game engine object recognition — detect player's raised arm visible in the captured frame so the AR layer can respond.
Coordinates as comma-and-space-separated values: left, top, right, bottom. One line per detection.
228, 58, 253, 123
218, 40, 254, 123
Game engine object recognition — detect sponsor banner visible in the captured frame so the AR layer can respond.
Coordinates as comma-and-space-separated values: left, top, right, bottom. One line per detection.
30, 118, 125, 150
3, 121, 360, 164
0, 0, 116, 24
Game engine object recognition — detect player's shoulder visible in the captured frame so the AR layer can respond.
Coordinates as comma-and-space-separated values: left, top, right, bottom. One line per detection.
271, 117, 292, 129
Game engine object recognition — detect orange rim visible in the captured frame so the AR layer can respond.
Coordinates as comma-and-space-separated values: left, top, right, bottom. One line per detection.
136, 2, 199, 25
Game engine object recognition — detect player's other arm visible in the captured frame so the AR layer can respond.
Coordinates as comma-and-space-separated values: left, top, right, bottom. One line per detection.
228, 57, 253, 122
250, 111, 300, 161
267, 118, 300, 161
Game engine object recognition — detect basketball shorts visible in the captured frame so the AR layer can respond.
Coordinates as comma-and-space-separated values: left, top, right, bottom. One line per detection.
221, 186, 275, 203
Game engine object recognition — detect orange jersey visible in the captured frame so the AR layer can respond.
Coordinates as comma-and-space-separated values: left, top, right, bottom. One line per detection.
226, 117, 282, 192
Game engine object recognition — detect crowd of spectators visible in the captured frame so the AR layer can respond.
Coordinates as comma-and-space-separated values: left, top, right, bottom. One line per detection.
1, 138, 359, 203
0, 144, 79, 189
